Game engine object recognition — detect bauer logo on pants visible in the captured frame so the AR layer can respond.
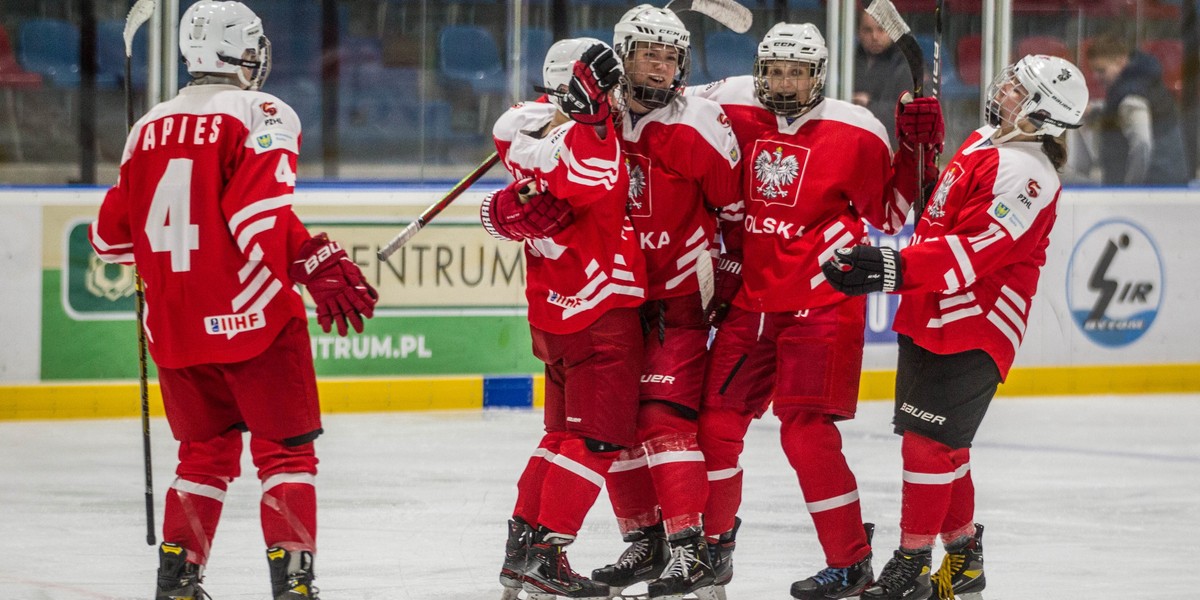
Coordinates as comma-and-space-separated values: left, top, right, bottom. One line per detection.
1066, 218, 1163, 347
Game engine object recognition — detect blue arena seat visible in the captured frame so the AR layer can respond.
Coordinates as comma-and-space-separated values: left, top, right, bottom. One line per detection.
523, 27, 553, 94
18, 19, 82, 87
437, 25, 506, 96
701, 30, 757, 84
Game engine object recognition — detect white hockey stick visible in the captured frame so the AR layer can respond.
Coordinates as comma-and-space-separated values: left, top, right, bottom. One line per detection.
666, 0, 753, 33
124, 0, 157, 548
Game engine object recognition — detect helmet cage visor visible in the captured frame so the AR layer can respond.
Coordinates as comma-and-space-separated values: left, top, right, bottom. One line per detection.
620, 40, 689, 110
222, 34, 271, 90
985, 64, 1080, 136
753, 57, 824, 118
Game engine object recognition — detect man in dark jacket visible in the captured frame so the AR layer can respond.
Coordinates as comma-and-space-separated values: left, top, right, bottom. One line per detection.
853, 11, 913, 145
1087, 35, 1189, 185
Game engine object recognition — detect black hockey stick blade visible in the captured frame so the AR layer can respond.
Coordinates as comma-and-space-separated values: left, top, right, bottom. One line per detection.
666, 0, 753, 33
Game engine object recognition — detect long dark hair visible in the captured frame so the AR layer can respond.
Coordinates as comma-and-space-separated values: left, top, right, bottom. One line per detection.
1041, 134, 1067, 171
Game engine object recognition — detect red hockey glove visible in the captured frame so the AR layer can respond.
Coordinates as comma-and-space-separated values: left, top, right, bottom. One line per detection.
481, 177, 575, 241
562, 43, 620, 125
289, 233, 379, 336
895, 93, 945, 153
821, 245, 903, 296
704, 252, 743, 326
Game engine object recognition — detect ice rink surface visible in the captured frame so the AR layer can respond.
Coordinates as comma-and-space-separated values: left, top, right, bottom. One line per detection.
2, 393, 1197, 599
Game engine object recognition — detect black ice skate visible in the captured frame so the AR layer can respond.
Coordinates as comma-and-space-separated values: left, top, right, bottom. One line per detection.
789, 553, 873, 600
790, 522, 874, 600
592, 523, 669, 591
156, 542, 210, 600
267, 546, 319, 599
929, 524, 985, 600
646, 530, 716, 600
710, 517, 741, 588
501, 517, 534, 599
523, 528, 610, 600
862, 548, 932, 600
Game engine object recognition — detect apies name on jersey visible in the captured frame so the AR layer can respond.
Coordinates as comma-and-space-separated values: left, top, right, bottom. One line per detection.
311, 334, 432, 360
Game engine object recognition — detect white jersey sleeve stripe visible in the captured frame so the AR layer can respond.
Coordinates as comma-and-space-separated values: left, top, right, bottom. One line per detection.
227, 194, 291, 235
89, 222, 133, 251
1000, 284, 1028, 313
946, 236, 977, 287
987, 310, 1021, 353
236, 216, 276, 253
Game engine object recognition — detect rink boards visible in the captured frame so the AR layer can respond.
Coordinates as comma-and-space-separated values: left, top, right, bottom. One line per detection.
1, 184, 1198, 419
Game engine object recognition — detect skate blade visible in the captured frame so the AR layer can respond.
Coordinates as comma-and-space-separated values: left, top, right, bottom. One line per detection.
957, 594, 984, 600
499, 587, 522, 600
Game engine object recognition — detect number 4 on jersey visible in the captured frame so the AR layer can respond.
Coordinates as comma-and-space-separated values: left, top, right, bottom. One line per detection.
146, 158, 200, 272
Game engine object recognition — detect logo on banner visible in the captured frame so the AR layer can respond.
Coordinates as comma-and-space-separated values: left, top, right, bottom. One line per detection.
1066, 219, 1162, 347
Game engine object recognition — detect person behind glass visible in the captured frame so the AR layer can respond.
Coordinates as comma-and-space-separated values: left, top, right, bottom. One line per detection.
586, 5, 744, 600
89, 2, 378, 599
1086, 34, 1189, 185
686, 22, 942, 600
821, 54, 1088, 600
486, 37, 649, 600
852, 11, 914, 144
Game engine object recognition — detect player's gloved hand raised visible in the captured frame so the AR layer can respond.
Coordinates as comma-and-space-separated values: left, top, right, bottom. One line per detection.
895, 93, 945, 153
562, 43, 621, 125
821, 245, 904, 296
704, 252, 743, 326
480, 177, 574, 241
289, 233, 379, 336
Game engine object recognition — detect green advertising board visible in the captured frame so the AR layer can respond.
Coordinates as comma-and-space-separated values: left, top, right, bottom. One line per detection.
47, 218, 541, 380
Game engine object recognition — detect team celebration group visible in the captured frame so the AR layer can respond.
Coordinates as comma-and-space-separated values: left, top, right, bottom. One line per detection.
89, 1, 1089, 599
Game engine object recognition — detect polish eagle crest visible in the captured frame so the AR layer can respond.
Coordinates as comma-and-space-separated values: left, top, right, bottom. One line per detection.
755, 146, 799, 200
627, 162, 646, 210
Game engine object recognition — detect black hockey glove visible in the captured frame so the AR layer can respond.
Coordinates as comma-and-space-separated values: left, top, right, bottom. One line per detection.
821, 245, 903, 296
578, 42, 622, 92
562, 43, 621, 125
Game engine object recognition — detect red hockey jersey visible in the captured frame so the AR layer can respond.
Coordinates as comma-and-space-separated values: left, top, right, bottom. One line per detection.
90, 84, 309, 369
688, 76, 911, 313
619, 95, 742, 303
893, 126, 1062, 380
493, 102, 647, 335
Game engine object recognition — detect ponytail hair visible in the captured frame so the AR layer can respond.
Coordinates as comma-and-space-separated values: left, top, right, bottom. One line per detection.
1041, 134, 1067, 171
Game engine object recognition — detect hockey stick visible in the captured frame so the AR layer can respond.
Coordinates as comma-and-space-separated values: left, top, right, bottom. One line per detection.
376, 151, 501, 261
865, 0, 930, 219
665, 0, 753, 33
124, 0, 157, 548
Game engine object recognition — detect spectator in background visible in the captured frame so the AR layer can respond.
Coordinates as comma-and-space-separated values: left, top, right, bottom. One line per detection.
1086, 35, 1189, 185
853, 11, 912, 145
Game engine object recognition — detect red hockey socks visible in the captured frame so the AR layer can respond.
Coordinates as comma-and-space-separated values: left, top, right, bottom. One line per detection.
537, 435, 618, 536
514, 431, 571, 527
779, 410, 869, 567
252, 438, 318, 552
163, 431, 243, 564
697, 406, 754, 538
605, 445, 659, 534
899, 431, 971, 550
639, 402, 707, 536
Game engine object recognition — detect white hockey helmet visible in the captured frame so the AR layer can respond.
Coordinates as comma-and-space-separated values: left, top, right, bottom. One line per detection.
613, 4, 691, 109
754, 22, 828, 117
541, 37, 609, 112
180, 0, 271, 90
986, 54, 1088, 137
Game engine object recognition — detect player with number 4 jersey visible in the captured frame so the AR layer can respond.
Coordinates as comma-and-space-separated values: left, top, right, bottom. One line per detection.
90, 3, 376, 598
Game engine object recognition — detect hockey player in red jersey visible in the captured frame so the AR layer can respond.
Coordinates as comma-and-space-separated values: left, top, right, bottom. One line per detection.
685, 22, 943, 600
823, 55, 1089, 600
587, 5, 743, 599
89, 2, 376, 598
487, 37, 648, 600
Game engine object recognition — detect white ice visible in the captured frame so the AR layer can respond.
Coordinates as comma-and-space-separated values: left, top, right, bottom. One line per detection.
2, 394, 1198, 599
